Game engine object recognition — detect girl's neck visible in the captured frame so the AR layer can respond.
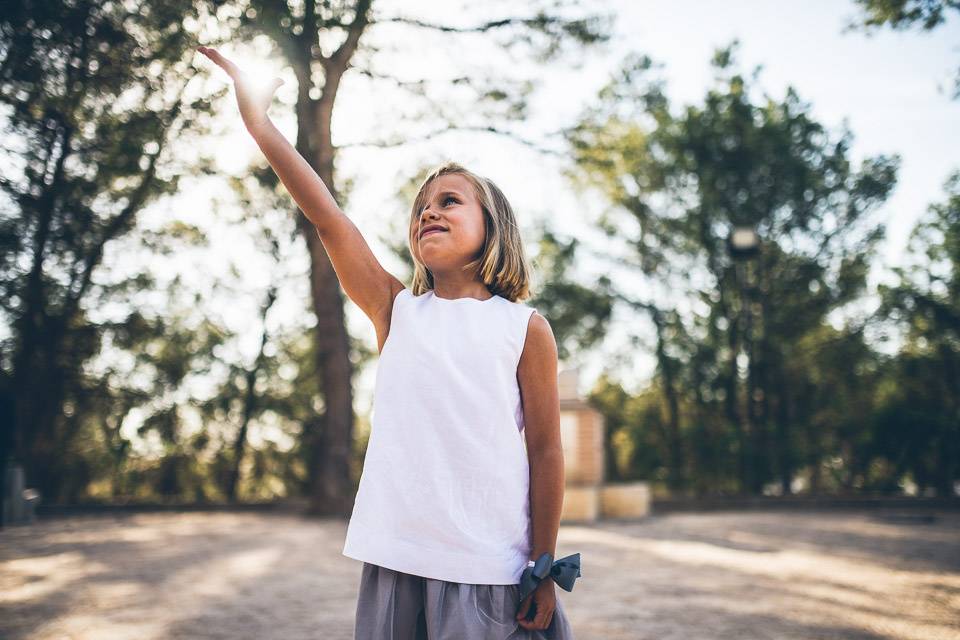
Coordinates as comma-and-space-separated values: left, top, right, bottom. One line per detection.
431, 281, 492, 302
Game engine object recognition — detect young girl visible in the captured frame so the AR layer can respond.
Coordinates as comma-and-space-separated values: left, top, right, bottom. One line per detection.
198, 45, 579, 639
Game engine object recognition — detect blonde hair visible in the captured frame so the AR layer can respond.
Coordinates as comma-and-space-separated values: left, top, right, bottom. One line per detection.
407, 161, 534, 302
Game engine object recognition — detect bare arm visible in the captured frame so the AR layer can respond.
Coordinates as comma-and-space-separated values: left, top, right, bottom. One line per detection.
196, 46, 402, 325
515, 311, 564, 632
246, 118, 342, 231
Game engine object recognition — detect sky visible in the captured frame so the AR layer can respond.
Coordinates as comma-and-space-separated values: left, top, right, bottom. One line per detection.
7, 1, 956, 451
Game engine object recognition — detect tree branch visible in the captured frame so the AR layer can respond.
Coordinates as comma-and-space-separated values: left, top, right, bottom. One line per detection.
367, 10, 612, 57
336, 123, 566, 156
326, 0, 373, 71
349, 67, 471, 90
370, 15, 539, 33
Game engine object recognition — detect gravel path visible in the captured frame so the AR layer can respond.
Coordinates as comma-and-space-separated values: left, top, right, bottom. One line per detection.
1, 509, 958, 639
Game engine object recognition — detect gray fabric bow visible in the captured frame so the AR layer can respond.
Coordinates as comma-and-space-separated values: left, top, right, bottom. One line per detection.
517, 552, 581, 602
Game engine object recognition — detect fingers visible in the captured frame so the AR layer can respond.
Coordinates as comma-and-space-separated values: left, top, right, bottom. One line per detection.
517, 609, 553, 631
533, 606, 553, 630
515, 598, 555, 630
515, 595, 531, 621
196, 46, 242, 79
517, 615, 553, 630
515, 592, 555, 631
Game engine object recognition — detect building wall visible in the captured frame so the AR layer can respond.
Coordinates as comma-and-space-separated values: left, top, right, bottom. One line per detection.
559, 405, 605, 486
555, 368, 652, 521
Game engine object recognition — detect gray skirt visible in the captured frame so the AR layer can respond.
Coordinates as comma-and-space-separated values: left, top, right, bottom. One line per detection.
354, 561, 575, 640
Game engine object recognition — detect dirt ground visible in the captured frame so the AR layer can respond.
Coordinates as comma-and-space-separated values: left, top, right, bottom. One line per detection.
1, 508, 958, 639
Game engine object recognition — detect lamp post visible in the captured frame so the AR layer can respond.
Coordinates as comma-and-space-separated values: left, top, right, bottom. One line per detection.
728, 226, 760, 494
728, 226, 760, 259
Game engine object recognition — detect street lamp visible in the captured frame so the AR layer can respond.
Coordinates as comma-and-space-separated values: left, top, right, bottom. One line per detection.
728, 226, 760, 259
728, 225, 760, 494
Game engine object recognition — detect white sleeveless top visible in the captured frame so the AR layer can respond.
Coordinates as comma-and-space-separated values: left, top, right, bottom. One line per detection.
342, 287, 538, 584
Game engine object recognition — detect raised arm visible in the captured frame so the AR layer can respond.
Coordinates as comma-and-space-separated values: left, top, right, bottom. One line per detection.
196, 46, 403, 333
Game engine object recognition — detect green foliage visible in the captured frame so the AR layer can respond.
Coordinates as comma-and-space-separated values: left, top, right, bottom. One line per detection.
875, 171, 960, 495
0, 0, 226, 501
851, 0, 959, 30
567, 41, 914, 496
527, 223, 616, 362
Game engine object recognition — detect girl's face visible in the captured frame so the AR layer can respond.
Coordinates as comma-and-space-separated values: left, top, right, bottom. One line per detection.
412, 173, 487, 275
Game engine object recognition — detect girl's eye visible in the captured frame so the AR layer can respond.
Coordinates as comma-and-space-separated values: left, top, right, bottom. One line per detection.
421, 196, 458, 214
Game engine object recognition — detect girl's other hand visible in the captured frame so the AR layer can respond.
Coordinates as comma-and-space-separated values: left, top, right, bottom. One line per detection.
196, 45, 283, 132
515, 579, 557, 631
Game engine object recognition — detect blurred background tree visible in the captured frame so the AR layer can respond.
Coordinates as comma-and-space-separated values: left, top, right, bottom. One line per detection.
566, 42, 901, 496
0, 0, 229, 502
876, 171, 960, 497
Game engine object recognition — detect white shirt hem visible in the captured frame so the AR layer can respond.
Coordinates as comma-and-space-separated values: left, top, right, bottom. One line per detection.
342, 526, 529, 585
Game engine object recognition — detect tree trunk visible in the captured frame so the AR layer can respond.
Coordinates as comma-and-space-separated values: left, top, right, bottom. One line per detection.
295, 91, 356, 517
650, 309, 684, 494
226, 288, 277, 502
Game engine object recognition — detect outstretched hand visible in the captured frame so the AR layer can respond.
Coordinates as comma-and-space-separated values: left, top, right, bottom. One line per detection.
196, 45, 283, 132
